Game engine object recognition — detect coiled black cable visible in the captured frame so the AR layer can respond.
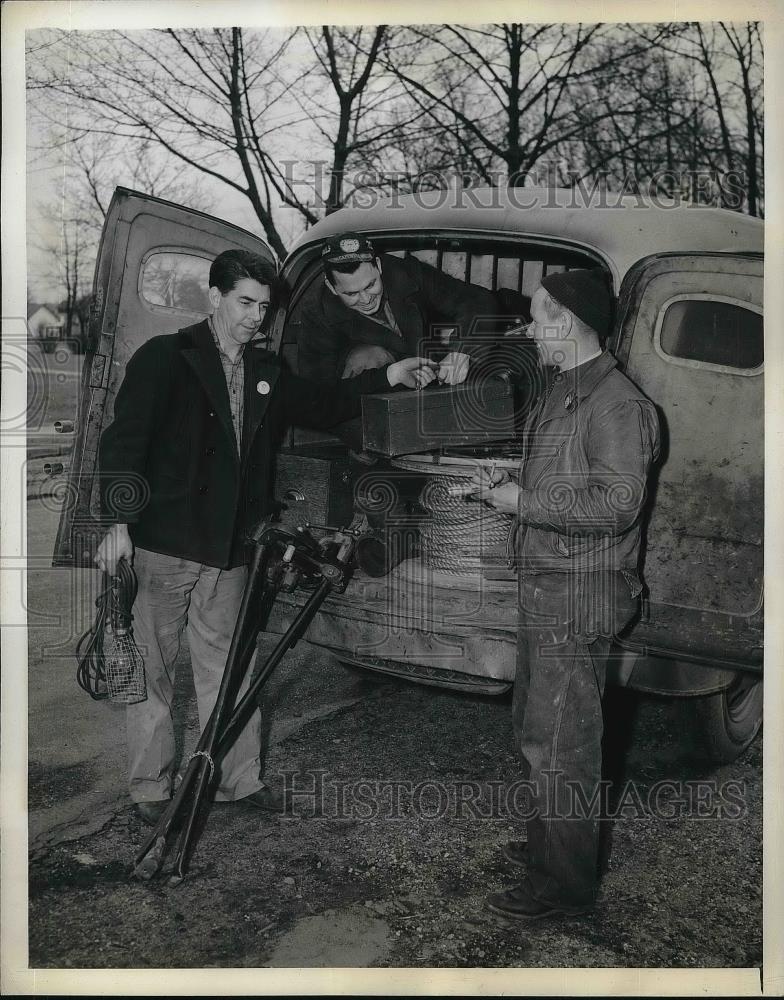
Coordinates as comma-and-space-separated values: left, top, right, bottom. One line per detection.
76, 557, 138, 700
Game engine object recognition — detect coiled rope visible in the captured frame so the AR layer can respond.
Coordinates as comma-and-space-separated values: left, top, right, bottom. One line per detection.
417, 475, 514, 575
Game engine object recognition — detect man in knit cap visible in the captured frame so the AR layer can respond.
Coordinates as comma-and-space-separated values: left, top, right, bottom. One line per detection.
472, 268, 660, 920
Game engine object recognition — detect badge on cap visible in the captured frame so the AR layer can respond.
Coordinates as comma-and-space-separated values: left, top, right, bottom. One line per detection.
339, 238, 360, 253
256, 380, 270, 395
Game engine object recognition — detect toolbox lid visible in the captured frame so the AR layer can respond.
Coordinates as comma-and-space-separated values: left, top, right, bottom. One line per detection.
365, 377, 513, 413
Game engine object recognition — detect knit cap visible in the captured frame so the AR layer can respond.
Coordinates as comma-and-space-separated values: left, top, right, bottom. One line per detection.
540, 268, 614, 338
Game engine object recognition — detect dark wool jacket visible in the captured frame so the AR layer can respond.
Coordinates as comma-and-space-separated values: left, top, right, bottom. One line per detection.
296, 253, 504, 384
99, 319, 391, 568
516, 351, 660, 589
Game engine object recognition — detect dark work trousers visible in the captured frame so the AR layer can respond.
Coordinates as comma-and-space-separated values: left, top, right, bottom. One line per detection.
512, 570, 638, 907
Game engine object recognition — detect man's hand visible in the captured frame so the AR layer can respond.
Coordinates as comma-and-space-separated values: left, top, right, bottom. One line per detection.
437, 351, 470, 385
387, 357, 439, 389
469, 464, 519, 514
470, 463, 511, 491
95, 523, 133, 576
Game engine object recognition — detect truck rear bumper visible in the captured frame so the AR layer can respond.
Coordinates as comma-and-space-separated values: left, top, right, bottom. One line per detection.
263, 558, 748, 697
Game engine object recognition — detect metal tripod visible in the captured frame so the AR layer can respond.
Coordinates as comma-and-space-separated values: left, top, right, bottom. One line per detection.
132, 520, 357, 885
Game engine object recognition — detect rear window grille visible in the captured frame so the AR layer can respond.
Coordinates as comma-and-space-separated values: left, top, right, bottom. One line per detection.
399, 247, 577, 295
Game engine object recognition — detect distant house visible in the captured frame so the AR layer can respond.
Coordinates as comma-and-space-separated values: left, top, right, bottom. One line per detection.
27, 303, 65, 342
27, 304, 84, 349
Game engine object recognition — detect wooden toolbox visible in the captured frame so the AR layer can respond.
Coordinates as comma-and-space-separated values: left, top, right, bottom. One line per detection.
273, 443, 356, 530
361, 378, 515, 457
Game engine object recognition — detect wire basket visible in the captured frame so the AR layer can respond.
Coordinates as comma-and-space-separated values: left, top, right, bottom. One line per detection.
104, 627, 147, 704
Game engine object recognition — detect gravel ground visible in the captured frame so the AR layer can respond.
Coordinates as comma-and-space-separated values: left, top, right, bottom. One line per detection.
28, 656, 762, 970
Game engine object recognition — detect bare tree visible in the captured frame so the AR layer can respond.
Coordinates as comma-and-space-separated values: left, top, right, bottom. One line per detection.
372, 22, 762, 215
377, 23, 664, 185
295, 25, 455, 212
590, 22, 765, 214
299, 26, 390, 212
27, 20, 763, 242
29, 201, 91, 349
564, 33, 702, 196
28, 26, 415, 246
28, 124, 208, 344
718, 22, 763, 214
58, 221, 82, 344
28, 28, 315, 257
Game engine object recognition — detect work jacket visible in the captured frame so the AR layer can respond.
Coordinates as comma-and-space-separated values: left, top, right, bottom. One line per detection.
99, 319, 391, 568
296, 253, 505, 383
516, 350, 660, 592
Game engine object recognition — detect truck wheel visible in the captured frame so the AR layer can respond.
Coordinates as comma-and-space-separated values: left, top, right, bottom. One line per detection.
691, 673, 763, 764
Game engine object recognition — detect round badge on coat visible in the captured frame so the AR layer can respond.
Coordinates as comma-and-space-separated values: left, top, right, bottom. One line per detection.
256, 380, 271, 395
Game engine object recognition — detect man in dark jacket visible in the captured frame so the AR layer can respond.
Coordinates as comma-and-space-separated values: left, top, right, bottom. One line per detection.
95, 248, 433, 825
296, 232, 509, 387
472, 269, 660, 919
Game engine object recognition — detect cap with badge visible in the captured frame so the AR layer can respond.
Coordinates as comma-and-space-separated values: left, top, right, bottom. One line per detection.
321, 232, 376, 266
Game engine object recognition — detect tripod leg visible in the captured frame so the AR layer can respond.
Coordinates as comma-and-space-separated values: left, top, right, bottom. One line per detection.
133, 754, 200, 877
133, 622, 264, 880
163, 580, 282, 883
134, 543, 271, 881
133, 537, 345, 883
216, 580, 333, 761
167, 542, 273, 882
167, 608, 267, 884
134, 588, 268, 882
169, 579, 334, 880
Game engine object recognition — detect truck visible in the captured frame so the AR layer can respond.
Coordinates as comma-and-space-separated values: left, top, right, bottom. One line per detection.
53, 185, 764, 764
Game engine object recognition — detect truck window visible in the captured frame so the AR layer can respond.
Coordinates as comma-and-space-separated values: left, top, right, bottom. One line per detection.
139, 249, 212, 315
656, 296, 763, 373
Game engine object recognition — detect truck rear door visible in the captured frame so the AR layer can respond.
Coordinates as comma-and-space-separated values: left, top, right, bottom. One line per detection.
613, 252, 763, 665
52, 188, 276, 567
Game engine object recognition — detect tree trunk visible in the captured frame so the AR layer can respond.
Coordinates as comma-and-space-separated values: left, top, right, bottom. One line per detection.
505, 24, 524, 181
326, 94, 352, 215
739, 58, 759, 216
229, 28, 289, 259
697, 25, 736, 176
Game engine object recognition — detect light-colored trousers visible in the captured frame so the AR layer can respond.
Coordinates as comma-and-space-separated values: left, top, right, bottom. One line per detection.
127, 547, 263, 803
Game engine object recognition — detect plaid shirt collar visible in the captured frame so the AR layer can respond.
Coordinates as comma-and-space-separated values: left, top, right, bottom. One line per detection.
208, 317, 245, 450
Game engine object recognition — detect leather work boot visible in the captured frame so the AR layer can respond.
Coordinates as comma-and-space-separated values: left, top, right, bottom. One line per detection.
133, 800, 170, 826
243, 782, 287, 813
501, 840, 529, 869
485, 880, 593, 921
